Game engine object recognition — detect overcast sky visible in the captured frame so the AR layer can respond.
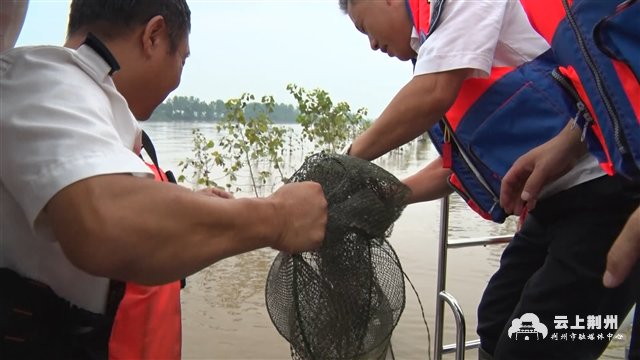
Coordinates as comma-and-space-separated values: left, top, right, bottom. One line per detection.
15, 0, 413, 118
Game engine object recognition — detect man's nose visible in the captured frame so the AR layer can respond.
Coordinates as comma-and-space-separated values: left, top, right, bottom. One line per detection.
369, 36, 379, 51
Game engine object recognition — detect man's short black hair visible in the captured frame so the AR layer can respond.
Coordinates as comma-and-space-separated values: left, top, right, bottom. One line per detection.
67, 0, 191, 52
338, 0, 350, 13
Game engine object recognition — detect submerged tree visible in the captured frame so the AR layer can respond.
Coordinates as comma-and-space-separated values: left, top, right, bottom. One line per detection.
178, 85, 371, 195
177, 128, 223, 188
215, 93, 287, 196
287, 83, 370, 153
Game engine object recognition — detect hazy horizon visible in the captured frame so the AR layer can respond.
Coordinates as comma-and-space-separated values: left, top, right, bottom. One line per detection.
15, 0, 413, 119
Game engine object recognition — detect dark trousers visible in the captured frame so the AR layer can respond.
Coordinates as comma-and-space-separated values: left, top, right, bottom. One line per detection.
477, 175, 640, 360
0, 269, 122, 360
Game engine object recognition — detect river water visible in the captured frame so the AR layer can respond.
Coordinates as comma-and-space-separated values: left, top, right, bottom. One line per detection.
142, 121, 629, 359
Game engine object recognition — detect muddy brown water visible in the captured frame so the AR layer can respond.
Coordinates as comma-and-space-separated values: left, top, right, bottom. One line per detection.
144, 121, 629, 359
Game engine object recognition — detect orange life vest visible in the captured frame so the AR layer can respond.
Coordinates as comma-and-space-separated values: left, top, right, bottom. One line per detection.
108, 134, 182, 359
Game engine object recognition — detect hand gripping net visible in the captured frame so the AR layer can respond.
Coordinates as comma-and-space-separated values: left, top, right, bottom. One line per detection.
265, 153, 410, 360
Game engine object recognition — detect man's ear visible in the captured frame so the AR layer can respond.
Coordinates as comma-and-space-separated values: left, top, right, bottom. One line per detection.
141, 15, 167, 56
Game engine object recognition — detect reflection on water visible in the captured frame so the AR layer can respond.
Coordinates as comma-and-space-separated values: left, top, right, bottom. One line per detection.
143, 121, 626, 360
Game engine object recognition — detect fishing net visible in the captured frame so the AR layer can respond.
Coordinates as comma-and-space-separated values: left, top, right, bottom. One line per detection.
265, 153, 410, 360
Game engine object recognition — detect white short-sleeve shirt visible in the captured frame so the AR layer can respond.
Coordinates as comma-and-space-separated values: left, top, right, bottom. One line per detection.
411, 0, 604, 196
0, 44, 153, 313
412, 0, 552, 77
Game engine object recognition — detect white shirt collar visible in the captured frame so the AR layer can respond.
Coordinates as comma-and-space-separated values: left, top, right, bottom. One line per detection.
410, 27, 421, 53
74, 44, 114, 84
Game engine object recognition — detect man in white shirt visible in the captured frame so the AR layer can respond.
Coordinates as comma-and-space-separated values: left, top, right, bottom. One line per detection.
339, 0, 639, 358
1, 0, 327, 358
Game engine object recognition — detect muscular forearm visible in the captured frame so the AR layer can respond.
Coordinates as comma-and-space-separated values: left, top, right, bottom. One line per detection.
47, 174, 288, 285
403, 157, 453, 204
350, 69, 469, 161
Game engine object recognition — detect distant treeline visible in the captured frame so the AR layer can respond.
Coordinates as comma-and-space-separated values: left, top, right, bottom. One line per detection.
151, 95, 299, 123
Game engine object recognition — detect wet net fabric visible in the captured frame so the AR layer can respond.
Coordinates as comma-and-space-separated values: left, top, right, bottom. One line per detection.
265, 153, 410, 359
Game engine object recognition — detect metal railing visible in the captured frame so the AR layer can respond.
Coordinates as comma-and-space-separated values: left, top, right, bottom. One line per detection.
433, 196, 512, 360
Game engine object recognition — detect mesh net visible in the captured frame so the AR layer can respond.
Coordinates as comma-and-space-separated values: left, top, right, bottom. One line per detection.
265, 153, 410, 360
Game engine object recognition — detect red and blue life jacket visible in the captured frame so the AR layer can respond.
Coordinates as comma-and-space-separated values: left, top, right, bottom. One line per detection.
550, 0, 640, 179
410, 0, 577, 223
411, 0, 639, 222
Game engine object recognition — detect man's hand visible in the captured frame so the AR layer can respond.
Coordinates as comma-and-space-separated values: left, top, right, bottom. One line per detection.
197, 187, 234, 199
268, 182, 327, 253
603, 206, 640, 288
501, 122, 587, 215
